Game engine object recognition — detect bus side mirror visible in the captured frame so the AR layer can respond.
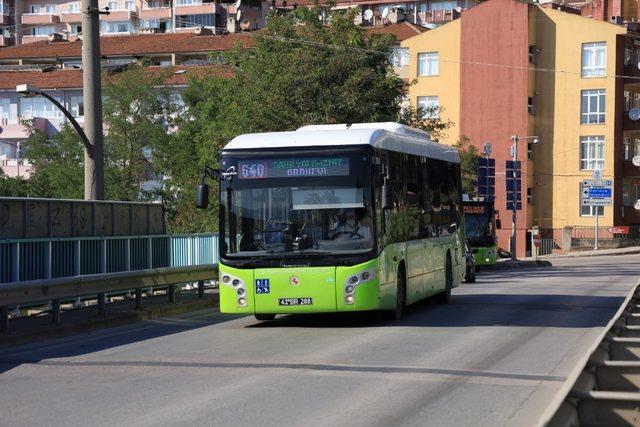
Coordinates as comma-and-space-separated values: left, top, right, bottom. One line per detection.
382, 184, 394, 210
195, 183, 209, 209
496, 219, 502, 229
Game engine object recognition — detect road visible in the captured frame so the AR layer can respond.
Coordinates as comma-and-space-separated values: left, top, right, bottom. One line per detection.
1, 255, 638, 427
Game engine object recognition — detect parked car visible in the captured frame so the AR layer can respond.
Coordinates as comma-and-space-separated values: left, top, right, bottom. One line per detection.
464, 240, 476, 283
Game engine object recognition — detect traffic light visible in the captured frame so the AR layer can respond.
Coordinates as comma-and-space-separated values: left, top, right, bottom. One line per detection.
477, 157, 495, 201
506, 160, 522, 211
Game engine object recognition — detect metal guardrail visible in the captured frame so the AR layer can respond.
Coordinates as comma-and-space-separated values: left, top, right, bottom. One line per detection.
0, 263, 219, 333
571, 226, 640, 240
542, 283, 640, 426
0, 233, 219, 284
537, 238, 555, 256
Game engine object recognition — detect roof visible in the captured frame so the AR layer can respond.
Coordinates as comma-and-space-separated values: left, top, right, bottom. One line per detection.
0, 65, 233, 90
0, 32, 254, 60
363, 22, 428, 41
224, 122, 460, 163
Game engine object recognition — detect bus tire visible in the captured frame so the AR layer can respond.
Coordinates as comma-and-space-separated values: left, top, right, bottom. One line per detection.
436, 255, 452, 304
254, 314, 276, 321
392, 264, 406, 320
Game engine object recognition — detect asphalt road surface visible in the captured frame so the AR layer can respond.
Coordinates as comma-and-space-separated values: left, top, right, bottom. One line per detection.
1, 255, 639, 427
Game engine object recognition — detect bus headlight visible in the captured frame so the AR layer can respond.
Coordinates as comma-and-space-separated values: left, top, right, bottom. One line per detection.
345, 285, 354, 294
232, 279, 240, 286
345, 295, 354, 304
238, 297, 247, 306
361, 271, 370, 281
237, 287, 245, 296
222, 275, 231, 284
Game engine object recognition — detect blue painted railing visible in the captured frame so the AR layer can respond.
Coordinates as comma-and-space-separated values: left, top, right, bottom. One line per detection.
0, 233, 218, 284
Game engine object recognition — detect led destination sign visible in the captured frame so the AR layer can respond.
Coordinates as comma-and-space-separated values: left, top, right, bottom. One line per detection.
238, 157, 350, 179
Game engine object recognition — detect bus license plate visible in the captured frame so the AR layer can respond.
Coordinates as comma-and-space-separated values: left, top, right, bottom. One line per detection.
278, 298, 313, 306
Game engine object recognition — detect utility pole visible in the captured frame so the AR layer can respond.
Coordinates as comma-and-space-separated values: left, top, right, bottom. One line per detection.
82, 0, 106, 200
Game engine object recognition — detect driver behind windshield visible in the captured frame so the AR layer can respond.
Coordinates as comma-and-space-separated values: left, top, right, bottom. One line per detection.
331, 208, 372, 241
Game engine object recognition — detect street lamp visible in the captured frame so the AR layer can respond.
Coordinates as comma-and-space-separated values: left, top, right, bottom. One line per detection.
509, 134, 539, 261
16, 84, 103, 200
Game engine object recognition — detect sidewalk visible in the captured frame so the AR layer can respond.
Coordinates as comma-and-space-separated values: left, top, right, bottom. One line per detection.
539, 246, 640, 259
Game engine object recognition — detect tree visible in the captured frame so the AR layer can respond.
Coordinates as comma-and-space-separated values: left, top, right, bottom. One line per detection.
397, 105, 453, 143
0, 169, 28, 197
23, 65, 176, 201
454, 135, 480, 197
161, 7, 408, 232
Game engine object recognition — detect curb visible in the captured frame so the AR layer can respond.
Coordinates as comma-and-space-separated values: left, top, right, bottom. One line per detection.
481, 260, 552, 271
541, 249, 640, 260
0, 294, 220, 348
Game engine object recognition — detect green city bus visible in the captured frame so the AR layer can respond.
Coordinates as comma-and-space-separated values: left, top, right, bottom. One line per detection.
463, 200, 500, 269
197, 123, 465, 320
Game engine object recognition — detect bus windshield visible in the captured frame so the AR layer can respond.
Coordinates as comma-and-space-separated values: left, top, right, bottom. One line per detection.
463, 204, 496, 247
220, 152, 374, 258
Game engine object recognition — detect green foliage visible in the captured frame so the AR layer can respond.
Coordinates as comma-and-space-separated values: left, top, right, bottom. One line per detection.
397, 105, 453, 143
0, 168, 28, 197
161, 8, 407, 233
23, 65, 175, 201
454, 135, 480, 197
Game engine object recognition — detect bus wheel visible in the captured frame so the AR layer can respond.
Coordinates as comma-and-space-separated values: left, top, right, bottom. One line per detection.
254, 314, 276, 321
436, 255, 453, 304
392, 267, 406, 320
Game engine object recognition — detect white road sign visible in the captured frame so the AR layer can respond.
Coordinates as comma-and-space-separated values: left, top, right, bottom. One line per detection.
635, 199, 640, 211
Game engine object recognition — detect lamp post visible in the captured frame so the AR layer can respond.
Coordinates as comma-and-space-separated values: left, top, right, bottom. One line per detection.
16, 84, 103, 200
509, 134, 539, 261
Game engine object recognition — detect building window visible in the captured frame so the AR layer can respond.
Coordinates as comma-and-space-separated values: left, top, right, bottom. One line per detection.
107, 1, 119, 10
175, 13, 215, 28
175, 0, 202, 5
0, 98, 12, 121
529, 45, 537, 65
417, 96, 439, 119
19, 95, 62, 118
390, 47, 409, 68
31, 26, 55, 36
430, 1, 457, 10
581, 89, 605, 124
623, 183, 632, 206
580, 182, 605, 216
528, 96, 535, 115
68, 2, 79, 12
30, 4, 40, 13
70, 24, 82, 35
124, 0, 135, 10
580, 135, 605, 170
417, 52, 439, 76
70, 96, 84, 117
582, 42, 606, 78
44, 4, 55, 13
101, 21, 131, 33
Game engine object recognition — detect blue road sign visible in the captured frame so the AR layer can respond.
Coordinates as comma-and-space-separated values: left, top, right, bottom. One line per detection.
588, 188, 612, 198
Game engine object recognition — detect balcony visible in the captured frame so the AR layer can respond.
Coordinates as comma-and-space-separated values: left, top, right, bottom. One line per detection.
419, 9, 460, 24
0, 117, 47, 140
175, 2, 217, 16
0, 35, 13, 46
21, 13, 60, 24
21, 35, 49, 44
60, 11, 83, 23
100, 10, 138, 21
139, 6, 172, 19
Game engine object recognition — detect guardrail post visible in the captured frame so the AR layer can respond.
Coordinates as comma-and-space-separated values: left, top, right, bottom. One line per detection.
11, 242, 20, 282
198, 280, 205, 298
52, 299, 60, 324
135, 288, 143, 310
125, 238, 131, 271
147, 237, 153, 269
74, 240, 81, 276
44, 241, 52, 279
97, 293, 106, 315
0, 307, 8, 334
168, 284, 176, 303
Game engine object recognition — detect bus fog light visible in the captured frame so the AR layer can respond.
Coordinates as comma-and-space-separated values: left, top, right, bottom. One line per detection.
345, 285, 354, 293
361, 272, 370, 281
232, 279, 240, 286
238, 297, 246, 306
345, 295, 354, 304
222, 275, 231, 284
349, 276, 358, 285
237, 287, 245, 296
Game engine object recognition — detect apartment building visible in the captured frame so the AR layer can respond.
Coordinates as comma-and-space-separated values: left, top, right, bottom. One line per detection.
402, 0, 640, 256
0, 63, 223, 177
0, 0, 482, 47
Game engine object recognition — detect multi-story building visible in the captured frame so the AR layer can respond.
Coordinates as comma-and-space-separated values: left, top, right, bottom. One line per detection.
0, 0, 481, 47
0, 63, 223, 177
403, 0, 640, 256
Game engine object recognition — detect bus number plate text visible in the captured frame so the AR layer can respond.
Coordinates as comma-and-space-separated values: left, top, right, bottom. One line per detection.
278, 298, 313, 306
